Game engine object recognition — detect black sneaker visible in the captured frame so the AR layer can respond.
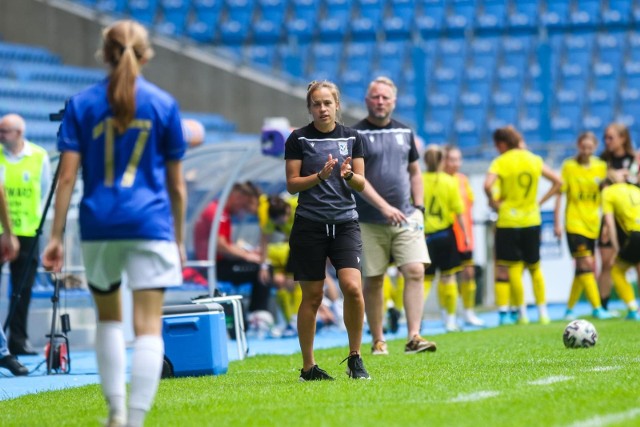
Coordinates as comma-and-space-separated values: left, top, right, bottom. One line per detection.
0, 354, 29, 376
387, 307, 401, 334
342, 353, 371, 380
299, 365, 334, 382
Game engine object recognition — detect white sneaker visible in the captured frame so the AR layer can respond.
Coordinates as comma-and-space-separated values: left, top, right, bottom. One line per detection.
445, 315, 461, 332
463, 311, 485, 327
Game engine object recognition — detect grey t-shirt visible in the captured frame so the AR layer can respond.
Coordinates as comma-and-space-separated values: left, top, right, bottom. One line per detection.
352, 118, 420, 224
284, 122, 364, 223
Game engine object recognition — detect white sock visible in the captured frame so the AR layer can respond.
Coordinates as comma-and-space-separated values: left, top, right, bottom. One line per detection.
96, 322, 127, 421
127, 335, 164, 427
518, 305, 528, 318
628, 300, 639, 311
538, 304, 549, 319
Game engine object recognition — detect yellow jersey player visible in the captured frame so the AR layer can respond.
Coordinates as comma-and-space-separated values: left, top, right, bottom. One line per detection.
443, 145, 485, 327
422, 145, 469, 332
257, 194, 300, 336
484, 126, 562, 325
601, 176, 640, 320
553, 132, 613, 320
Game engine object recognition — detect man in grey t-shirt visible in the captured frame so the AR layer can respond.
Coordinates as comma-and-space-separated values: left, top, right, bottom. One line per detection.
353, 77, 435, 355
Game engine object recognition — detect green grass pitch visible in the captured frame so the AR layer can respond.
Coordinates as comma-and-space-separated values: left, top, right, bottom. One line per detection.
1, 319, 638, 426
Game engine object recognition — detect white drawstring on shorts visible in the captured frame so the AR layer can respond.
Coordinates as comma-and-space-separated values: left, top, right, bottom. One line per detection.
325, 224, 336, 239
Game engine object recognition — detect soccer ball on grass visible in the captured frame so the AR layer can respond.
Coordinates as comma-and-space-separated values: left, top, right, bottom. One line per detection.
563, 319, 598, 348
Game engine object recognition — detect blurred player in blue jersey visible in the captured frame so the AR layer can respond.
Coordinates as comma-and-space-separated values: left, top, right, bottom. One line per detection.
42, 20, 186, 427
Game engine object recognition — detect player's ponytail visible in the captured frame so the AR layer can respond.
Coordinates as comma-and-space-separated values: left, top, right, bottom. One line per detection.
101, 20, 154, 134
423, 144, 443, 173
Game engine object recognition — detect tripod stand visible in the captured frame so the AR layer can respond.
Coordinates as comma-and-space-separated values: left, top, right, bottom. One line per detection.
45, 273, 71, 374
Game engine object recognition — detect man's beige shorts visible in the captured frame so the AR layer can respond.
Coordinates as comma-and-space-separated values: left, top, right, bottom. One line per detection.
360, 210, 431, 277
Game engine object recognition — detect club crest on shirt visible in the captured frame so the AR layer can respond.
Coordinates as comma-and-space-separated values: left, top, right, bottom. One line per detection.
395, 134, 405, 146
309, 141, 315, 148
339, 141, 348, 156
369, 136, 375, 142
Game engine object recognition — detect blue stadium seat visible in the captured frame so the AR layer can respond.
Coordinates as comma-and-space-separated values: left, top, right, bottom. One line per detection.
390, 0, 416, 21
383, 16, 413, 41
159, 0, 190, 35
596, 31, 625, 66
286, 19, 315, 43
318, 17, 349, 42
291, 0, 320, 24
476, 0, 506, 32
541, 0, 570, 29
245, 44, 277, 68
187, 20, 218, 43
446, 0, 477, 32
508, 0, 539, 29
569, 0, 601, 27
311, 43, 342, 77
96, 0, 128, 13
603, 0, 633, 25
0, 42, 60, 64
624, 60, 640, 90
350, 17, 378, 41
345, 42, 376, 70
587, 89, 614, 124
559, 62, 587, 93
581, 114, 606, 136
464, 65, 493, 94
495, 64, 523, 95
519, 116, 543, 143
258, 0, 287, 22
432, 66, 461, 99
377, 41, 408, 77
416, 0, 445, 35
252, 19, 282, 44
423, 120, 447, 145
438, 38, 466, 69
219, 20, 250, 44
340, 70, 367, 100
395, 93, 417, 121
454, 117, 481, 149
593, 61, 620, 93
128, 0, 159, 25
357, 0, 384, 23
278, 43, 309, 79
550, 116, 575, 143
226, 0, 255, 26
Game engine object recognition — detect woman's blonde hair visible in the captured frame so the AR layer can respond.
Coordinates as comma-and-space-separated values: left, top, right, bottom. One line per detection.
602, 122, 634, 162
100, 20, 154, 133
306, 80, 342, 122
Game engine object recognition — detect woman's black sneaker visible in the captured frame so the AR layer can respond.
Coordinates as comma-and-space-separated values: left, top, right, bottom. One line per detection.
299, 365, 335, 381
343, 354, 371, 380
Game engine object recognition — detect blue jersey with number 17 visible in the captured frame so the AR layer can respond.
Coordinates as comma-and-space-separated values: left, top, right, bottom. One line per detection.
57, 76, 187, 241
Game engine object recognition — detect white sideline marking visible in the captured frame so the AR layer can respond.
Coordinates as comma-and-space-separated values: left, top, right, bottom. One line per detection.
589, 366, 621, 372
565, 408, 640, 427
448, 391, 501, 403
528, 375, 573, 385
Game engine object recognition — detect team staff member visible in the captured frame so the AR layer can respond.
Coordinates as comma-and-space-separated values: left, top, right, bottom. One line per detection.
443, 145, 484, 327
285, 80, 370, 381
0, 182, 28, 376
42, 20, 187, 427
553, 132, 612, 320
597, 123, 638, 309
0, 113, 51, 356
352, 77, 434, 356
422, 145, 469, 332
602, 175, 640, 320
484, 126, 562, 325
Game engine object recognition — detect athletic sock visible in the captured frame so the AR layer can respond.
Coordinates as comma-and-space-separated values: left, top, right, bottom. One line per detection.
96, 322, 126, 422
578, 272, 603, 310
461, 279, 477, 310
611, 264, 638, 310
441, 281, 459, 315
424, 275, 434, 303
509, 262, 525, 306
128, 335, 164, 427
567, 277, 583, 310
528, 262, 546, 305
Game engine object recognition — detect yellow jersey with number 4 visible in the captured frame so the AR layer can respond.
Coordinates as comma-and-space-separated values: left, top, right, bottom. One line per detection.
488, 149, 543, 228
422, 171, 463, 233
561, 156, 607, 239
602, 182, 640, 234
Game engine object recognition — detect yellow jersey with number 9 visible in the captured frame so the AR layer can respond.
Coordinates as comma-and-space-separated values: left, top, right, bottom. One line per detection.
488, 149, 543, 228
422, 171, 463, 233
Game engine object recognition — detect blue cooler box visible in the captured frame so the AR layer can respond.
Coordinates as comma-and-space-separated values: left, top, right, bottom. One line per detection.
162, 303, 229, 377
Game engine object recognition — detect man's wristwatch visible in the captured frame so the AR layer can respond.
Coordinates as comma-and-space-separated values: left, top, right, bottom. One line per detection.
344, 171, 354, 181
414, 204, 425, 214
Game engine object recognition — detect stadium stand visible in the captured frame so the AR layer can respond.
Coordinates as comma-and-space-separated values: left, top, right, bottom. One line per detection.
0, 40, 237, 150
53, 0, 640, 159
